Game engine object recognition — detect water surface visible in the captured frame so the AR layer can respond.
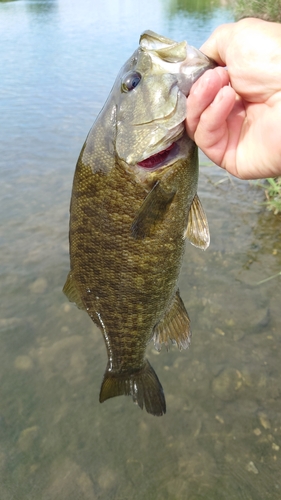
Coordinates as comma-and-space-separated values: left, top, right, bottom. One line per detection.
1, 1, 281, 499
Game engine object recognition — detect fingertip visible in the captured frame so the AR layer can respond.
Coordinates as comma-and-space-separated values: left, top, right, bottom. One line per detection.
190, 68, 223, 99
214, 66, 230, 86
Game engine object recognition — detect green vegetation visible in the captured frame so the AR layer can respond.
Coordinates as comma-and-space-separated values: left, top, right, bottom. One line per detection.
233, 0, 281, 22
168, 0, 223, 15
256, 178, 281, 215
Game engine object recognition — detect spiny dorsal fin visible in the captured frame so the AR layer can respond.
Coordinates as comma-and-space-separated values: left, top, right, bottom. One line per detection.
99, 359, 166, 416
62, 272, 86, 310
153, 290, 191, 351
185, 193, 210, 249
131, 181, 175, 239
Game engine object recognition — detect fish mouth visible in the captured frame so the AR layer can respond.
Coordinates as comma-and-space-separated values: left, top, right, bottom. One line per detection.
137, 142, 178, 170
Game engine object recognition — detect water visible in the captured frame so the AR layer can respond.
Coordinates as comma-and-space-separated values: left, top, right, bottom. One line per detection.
1, 0, 281, 498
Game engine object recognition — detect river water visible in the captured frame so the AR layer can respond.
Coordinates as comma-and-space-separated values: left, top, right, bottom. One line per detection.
1, 0, 281, 498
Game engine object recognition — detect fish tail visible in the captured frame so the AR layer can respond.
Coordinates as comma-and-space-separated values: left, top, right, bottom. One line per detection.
99, 359, 166, 416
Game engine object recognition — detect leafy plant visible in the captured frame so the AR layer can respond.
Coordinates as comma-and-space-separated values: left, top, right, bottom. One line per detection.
255, 177, 281, 214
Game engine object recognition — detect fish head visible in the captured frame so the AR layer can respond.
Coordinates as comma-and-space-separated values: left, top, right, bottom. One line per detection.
81, 31, 216, 175
114, 30, 216, 169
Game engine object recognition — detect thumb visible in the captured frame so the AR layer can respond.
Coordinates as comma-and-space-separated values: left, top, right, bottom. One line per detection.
199, 23, 235, 66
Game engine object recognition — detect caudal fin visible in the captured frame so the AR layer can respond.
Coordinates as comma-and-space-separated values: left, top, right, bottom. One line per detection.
99, 359, 166, 416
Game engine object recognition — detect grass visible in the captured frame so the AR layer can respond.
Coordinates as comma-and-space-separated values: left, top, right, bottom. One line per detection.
255, 178, 281, 215
256, 271, 281, 285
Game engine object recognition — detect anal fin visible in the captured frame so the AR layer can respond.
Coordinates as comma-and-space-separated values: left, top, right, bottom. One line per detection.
99, 359, 166, 416
63, 272, 85, 310
153, 290, 191, 351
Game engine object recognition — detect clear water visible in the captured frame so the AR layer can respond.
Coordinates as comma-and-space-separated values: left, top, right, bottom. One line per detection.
1, 0, 281, 498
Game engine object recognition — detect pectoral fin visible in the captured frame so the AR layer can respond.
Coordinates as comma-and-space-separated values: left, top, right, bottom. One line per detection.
63, 272, 86, 310
131, 181, 175, 239
153, 290, 191, 351
185, 193, 210, 250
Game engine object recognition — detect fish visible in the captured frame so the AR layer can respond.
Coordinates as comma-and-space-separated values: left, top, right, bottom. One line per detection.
63, 31, 215, 416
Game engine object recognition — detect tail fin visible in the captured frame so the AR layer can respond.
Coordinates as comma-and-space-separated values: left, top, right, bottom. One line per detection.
99, 359, 166, 416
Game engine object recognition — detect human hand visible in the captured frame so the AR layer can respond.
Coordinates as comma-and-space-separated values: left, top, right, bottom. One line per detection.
186, 18, 281, 179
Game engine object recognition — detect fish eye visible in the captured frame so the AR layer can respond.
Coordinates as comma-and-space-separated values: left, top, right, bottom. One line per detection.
121, 71, 142, 92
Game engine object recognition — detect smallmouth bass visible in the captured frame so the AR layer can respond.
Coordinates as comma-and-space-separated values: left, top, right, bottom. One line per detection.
63, 31, 215, 416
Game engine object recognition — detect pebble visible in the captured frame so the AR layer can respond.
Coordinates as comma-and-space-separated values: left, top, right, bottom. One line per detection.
253, 428, 262, 436
14, 355, 33, 371
246, 461, 259, 474
225, 318, 235, 327
32, 335, 87, 384
215, 415, 224, 424
215, 328, 225, 336
17, 426, 39, 452
42, 459, 96, 500
63, 304, 71, 313
232, 329, 246, 341
0, 318, 21, 331
212, 368, 242, 401
255, 307, 270, 330
0, 452, 6, 472
258, 412, 271, 430
98, 467, 117, 490
272, 443, 280, 451
29, 277, 48, 294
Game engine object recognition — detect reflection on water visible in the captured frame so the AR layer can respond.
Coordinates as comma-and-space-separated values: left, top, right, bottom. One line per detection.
168, 0, 227, 16
1, 0, 280, 498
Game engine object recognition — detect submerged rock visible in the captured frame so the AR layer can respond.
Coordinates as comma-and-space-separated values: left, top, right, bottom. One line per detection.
212, 368, 242, 402
42, 459, 96, 500
29, 277, 48, 294
246, 461, 259, 474
14, 355, 34, 371
17, 426, 39, 452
